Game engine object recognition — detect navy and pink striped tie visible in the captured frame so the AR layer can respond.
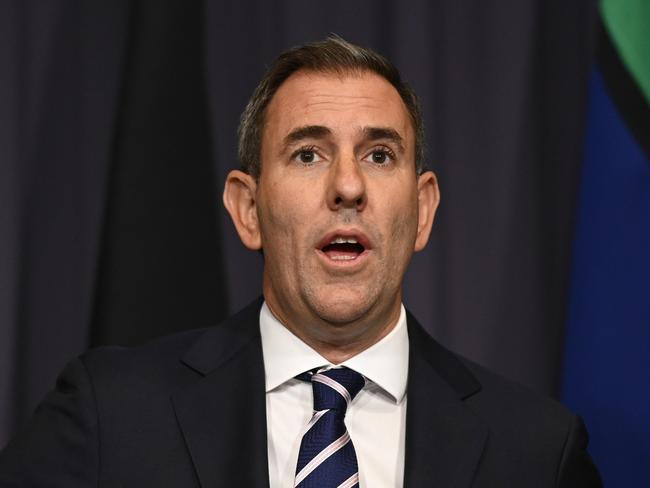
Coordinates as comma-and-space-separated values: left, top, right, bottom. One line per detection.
295, 367, 366, 488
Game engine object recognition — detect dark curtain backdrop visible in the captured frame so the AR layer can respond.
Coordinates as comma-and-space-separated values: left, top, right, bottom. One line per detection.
0, 0, 597, 447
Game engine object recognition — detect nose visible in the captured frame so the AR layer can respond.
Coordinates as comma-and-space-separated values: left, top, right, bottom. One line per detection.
326, 155, 367, 211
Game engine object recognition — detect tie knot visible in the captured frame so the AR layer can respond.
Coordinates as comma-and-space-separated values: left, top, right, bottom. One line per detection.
301, 367, 365, 412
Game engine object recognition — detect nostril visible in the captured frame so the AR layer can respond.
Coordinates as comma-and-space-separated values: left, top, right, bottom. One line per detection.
335, 196, 343, 205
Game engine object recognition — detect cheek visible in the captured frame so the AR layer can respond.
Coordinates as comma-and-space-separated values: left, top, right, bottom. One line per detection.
262, 173, 324, 227
384, 191, 419, 256
258, 192, 309, 252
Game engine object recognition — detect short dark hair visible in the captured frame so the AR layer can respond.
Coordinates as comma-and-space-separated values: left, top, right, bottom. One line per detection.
237, 35, 425, 179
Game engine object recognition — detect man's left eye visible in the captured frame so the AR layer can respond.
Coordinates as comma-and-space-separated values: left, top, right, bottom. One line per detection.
365, 148, 394, 165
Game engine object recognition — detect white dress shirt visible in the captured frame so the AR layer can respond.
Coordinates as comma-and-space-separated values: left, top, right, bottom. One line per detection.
260, 301, 408, 488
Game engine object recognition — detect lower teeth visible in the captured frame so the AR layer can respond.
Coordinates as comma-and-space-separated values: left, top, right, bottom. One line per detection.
331, 255, 355, 260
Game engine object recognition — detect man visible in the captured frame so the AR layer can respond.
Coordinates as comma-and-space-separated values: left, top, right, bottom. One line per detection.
0, 37, 600, 487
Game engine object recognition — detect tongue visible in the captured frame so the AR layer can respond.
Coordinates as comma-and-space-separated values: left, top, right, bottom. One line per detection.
323, 243, 363, 260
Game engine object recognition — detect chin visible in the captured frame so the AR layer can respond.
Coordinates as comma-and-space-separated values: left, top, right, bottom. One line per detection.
306, 287, 377, 325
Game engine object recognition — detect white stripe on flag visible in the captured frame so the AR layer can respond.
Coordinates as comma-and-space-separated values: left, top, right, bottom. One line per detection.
294, 431, 350, 486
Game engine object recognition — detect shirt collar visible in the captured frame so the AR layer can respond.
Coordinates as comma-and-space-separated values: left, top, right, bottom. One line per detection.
259, 301, 409, 404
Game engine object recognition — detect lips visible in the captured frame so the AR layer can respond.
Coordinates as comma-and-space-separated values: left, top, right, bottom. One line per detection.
317, 230, 371, 262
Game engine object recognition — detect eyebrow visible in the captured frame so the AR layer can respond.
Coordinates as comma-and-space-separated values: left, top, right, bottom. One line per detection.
280, 124, 405, 153
283, 125, 333, 148
362, 127, 405, 153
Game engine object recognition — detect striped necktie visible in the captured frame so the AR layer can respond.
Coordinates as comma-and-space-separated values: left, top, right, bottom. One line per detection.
294, 367, 366, 488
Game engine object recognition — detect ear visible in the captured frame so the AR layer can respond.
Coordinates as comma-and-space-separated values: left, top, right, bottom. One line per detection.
223, 170, 262, 250
414, 170, 440, 252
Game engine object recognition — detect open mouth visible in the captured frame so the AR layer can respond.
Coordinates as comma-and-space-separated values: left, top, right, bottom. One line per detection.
320, 236, 367, 261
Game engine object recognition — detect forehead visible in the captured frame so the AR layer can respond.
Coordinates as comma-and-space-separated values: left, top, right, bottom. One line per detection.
262, 70, 414, 150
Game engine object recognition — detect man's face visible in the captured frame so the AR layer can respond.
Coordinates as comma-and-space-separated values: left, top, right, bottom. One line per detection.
226, 69, 438, 344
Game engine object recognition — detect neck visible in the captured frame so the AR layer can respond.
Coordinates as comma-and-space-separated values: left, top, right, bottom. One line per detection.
264, 295, 402, 364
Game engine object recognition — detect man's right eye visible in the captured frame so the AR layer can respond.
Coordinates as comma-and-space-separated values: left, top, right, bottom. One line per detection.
299, 150, 315, 163
291, 147, 323, 165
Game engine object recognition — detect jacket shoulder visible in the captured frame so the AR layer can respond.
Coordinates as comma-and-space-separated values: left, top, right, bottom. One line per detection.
80, 296, 264, 391
460, 356, 573, 421
458, 356, 601, 486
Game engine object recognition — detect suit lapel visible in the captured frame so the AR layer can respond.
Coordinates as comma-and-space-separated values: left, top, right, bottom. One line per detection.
404, 315, 488, 488
172, 298, 270, 488
170, 300, 487, 487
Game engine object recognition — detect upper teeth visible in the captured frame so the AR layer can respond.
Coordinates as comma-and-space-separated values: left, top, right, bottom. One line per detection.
330, 237, 358, 244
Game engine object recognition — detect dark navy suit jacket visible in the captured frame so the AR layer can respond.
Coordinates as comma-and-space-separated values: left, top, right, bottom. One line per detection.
0, 298, 602, 487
